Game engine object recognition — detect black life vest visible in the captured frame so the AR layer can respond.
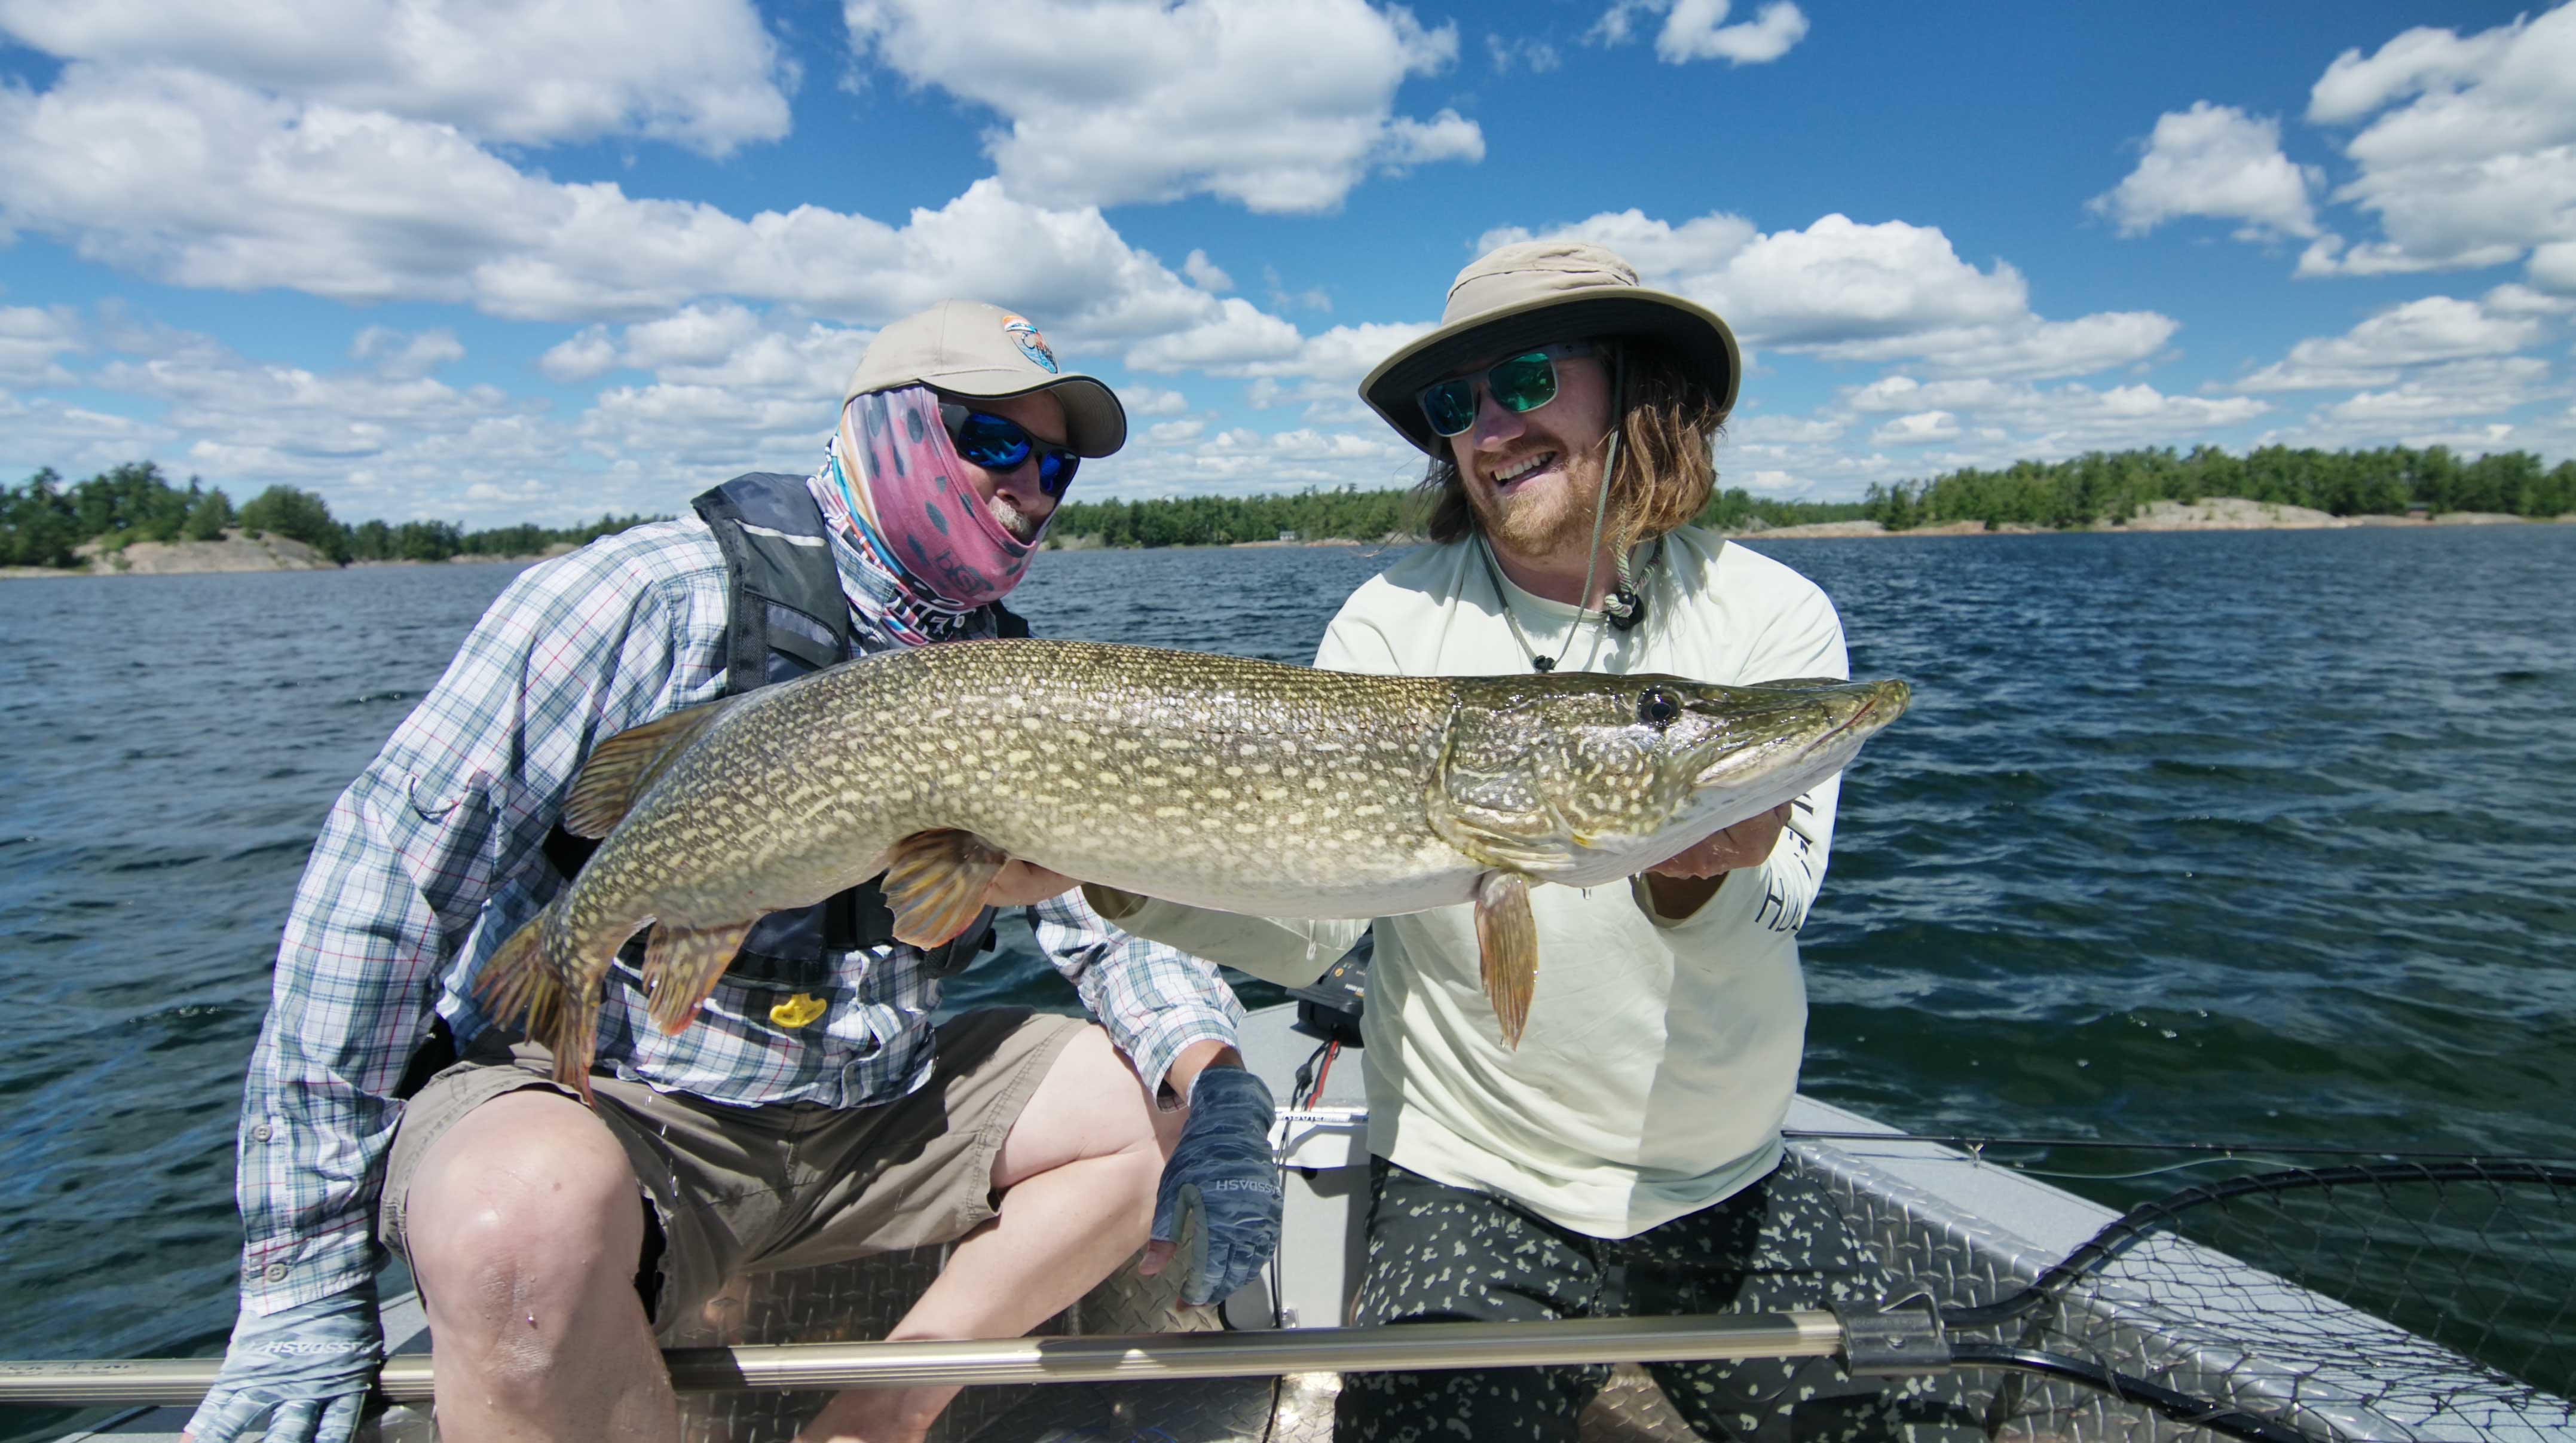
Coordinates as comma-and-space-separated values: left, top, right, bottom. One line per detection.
544, 470, 1020, 996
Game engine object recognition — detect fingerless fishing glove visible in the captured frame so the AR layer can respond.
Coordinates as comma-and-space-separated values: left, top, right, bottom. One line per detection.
1151, 1064, 1284, 1307
183, 1288, 381, 1443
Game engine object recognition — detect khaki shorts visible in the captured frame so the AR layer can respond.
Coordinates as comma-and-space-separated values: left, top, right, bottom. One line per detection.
380, 1007, 1083, 1337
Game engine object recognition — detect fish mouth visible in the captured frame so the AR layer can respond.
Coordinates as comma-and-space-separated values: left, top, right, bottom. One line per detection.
1808, 680, 1906, 752
1690, 678, 1910, 791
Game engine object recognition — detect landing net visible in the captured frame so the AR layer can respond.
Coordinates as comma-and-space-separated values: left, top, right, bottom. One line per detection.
1943, 1161, 2576, 1442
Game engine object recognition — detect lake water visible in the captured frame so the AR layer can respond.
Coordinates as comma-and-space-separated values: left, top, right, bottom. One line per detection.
3, 525, 2572, 1441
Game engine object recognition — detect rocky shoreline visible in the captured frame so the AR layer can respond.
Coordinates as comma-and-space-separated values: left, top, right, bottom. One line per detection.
1724, 497, 2568, 540
0, 530, 572, 579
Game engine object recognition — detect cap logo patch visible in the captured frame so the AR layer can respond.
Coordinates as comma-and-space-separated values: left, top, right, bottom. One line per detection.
1001, 314, 1058, 374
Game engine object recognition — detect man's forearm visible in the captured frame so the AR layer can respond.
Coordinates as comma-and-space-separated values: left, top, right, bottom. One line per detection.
1159, 1039, 1244, 1106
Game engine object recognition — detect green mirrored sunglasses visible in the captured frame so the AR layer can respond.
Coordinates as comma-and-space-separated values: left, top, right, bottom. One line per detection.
1417, 342, 1598, 438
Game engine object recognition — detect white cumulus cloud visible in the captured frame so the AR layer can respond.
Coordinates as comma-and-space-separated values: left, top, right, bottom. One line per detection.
2092, 102, 2323, 240
1592, 0, 1809, 65
1182, 249, 1234, 293
2298, 5, 2576, 280
1873, 410, 1959, 445
2235, 294, 2546, 390
73, 317, 585, 522
844, 0, 1482, 213
351, 326, 465, 380
1654, 0, 1808, 65
0, 305, 82, 388
0, 65, 1305, 371
2316, 357, 2550, 424
1479, 209, 2176, 378
0, 0, 792, 154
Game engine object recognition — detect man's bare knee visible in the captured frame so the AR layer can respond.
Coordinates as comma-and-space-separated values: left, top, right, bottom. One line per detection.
405, 1089, 646, 1356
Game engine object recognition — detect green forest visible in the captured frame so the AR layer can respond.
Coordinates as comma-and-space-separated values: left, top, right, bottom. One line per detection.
1045, 482, 1873, 547
0, 463, 659, 569
8, 444, 2571, 571
1862, 444, 2576, 531
1045, 443, 2574, 546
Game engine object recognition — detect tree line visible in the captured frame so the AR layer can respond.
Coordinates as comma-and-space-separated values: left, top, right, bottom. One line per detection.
1, 462, 659, 569
1044, 484, 1874, 548
1861, 444, 2576, 531
1043, 446, 2574, 549
12, 445, 2571, 571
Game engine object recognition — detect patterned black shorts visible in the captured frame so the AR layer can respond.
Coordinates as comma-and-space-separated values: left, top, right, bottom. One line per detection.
1336, 1158, 1975, 1443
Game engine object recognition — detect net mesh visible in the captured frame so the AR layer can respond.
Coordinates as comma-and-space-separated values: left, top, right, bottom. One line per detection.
1955, 1161, 2576, 1442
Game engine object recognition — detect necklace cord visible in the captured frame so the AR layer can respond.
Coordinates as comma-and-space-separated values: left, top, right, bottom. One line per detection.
1480, 342, 1632, 674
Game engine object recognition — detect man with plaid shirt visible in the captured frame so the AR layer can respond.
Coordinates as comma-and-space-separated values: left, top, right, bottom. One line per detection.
185, 303, 1280, 1443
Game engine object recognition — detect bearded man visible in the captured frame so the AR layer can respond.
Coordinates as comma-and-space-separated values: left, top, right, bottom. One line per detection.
185, 302, 1279, 1443
1092, 243, 1967, 1442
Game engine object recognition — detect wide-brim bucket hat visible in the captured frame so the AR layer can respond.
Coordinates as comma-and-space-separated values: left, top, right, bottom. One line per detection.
1360, 240, 1741, 457
844, 299, 1127, 457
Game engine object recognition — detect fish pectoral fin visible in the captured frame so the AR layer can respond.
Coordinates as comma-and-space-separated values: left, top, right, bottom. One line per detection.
560, 696, 745, 838
1473, 870, 1538, 1050
881, 829, 1007, 948
640, 918, 755, 1036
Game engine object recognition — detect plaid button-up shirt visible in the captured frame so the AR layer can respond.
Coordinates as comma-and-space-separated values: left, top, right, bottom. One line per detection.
233, 509, 1243, 1314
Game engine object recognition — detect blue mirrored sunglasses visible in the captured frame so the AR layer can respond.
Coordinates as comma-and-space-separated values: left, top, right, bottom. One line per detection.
1417, 342, 1599, 438
938, 401, 1081, 497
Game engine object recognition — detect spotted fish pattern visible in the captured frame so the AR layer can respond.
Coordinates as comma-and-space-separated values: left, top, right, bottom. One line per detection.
479, 638, 1909, 1093
1338, 1158, 1980, 1442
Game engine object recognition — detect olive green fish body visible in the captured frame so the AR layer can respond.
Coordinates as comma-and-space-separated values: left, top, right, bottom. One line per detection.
478, 639, 1908, 1093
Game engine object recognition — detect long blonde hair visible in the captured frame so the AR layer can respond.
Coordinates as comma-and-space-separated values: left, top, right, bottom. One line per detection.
1413, 341, 1726, 552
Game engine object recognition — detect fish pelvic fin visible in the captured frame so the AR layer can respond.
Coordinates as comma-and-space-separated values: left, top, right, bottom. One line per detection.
881, 829, 1006, 948
1473, 870, 1538, 1050
559, 696, 744, 838
640, 919, 755, 1037
473, 904, 604, 1106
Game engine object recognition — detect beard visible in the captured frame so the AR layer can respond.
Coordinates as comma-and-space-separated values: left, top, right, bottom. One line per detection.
1468, 450, 1608, 560
987, 493, 1045, 543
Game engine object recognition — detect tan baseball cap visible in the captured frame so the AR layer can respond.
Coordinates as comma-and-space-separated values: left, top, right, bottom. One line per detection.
1360, 241, 1740, 456
842, 300, 1128, 458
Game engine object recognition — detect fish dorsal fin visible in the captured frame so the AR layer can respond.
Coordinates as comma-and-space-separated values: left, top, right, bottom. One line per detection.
640, 918, 756, 1036
881, 830, 1007, 948
1473, 870, 1537, 1049
561, 696, 744, 838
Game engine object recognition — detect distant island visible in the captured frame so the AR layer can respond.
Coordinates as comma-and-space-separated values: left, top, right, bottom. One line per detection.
6, 445, 2571, 577
1, 463, 660, 577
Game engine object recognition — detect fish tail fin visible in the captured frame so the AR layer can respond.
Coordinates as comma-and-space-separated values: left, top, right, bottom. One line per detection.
474, 903, 603, 1106
475, 906, 562, 1034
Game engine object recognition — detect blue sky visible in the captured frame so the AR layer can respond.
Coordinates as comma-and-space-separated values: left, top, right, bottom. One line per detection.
3, 0, 2570, 525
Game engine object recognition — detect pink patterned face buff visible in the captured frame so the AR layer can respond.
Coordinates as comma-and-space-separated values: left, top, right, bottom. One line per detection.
835, 385, 1042, 609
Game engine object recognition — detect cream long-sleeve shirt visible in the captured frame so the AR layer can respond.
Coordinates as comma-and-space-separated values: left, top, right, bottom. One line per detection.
1105, 526, 1850, 1238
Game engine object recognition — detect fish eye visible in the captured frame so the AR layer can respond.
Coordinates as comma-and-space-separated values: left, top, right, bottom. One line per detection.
1638, 688, 1681, 727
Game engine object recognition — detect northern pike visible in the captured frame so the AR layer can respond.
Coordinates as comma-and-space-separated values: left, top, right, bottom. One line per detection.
479, 638, 1908, 1095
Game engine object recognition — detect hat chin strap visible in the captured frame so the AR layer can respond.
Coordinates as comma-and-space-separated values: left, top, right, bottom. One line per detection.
1488, 344, 1643, 675
1594, 344, 1646, 631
